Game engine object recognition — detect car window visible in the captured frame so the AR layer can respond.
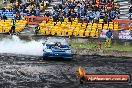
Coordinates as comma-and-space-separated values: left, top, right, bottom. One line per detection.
46, 44, 69, 49
46, 44, 54, 49
60, 45, 69, 48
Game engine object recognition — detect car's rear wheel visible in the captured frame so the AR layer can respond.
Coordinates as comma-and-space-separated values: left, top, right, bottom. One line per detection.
43, 56, 47, 60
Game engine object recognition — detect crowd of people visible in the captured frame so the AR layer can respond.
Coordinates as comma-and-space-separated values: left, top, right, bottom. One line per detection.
48, 0, 119, 23
1, 0, 131, 22
0, 0, 130, 35
129, 2, 132, 20
0, 0, 50, 20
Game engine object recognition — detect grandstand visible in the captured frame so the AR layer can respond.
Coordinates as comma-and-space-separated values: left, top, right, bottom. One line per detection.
38, 17, 122, 37
38, 0, 131, 37
0, 18, 27, 33
0, 0, 131, 38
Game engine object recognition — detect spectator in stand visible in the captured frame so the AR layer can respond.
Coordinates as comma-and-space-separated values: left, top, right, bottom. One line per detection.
16, 11, 20, 20
3, 14, 7, 20
90, 11, 95, 22
45, 11, 50, 17
59, 12, 64, 22
129, 13, 132, 20
129, 6, 132, 13
71, 9, 77, 18
129, 6, 132, 20
3, 0, 119, 24
31, 9, 36, 16
70, 0, 76, 9
0, 16, 2, 20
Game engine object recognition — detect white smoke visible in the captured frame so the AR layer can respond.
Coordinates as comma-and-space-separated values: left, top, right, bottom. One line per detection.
0, 35, 44, 56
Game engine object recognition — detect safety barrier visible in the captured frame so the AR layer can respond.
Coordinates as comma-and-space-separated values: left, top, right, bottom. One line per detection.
112, 19, 132, 30
25, 16, 49, 25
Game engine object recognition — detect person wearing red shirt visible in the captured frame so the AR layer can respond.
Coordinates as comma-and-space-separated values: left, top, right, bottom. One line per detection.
106, 3, 112, 8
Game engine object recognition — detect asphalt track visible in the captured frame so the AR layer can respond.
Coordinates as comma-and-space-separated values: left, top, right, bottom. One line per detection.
0, 54, 131, 88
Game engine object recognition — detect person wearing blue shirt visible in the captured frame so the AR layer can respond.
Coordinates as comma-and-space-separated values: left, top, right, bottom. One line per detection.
88, 11, 95, 22
70, 0, 75, 9
106, 29, 113, 48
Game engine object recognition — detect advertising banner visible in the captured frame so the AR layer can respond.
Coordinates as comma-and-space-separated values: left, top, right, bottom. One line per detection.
118, 30, 132, 40
99, 30, 132, 40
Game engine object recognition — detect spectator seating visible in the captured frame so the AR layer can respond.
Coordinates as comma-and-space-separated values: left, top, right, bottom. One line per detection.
39, 16, 123, 37
15, 19, 27, 32
0, 18, 27, 33
0, 18, 12, 33
0, 0, 130, 36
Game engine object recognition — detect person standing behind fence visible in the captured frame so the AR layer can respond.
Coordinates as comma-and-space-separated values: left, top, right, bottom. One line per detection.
105, 29, 113, 48
9, 19, 16, 35
35, 25, 40, 35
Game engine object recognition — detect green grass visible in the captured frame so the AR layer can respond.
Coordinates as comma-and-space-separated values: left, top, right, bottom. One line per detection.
71, 43, 97, 49
71, 43, 132, 51
103, 45, 132, 51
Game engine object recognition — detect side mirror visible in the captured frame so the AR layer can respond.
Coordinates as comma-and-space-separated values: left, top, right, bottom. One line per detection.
69, 44, 71, 46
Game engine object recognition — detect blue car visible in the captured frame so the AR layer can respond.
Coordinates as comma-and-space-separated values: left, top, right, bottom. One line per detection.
43, 37, 73, 60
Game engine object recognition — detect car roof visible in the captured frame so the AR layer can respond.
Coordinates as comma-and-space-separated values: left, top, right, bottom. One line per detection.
46, 37, 68, 45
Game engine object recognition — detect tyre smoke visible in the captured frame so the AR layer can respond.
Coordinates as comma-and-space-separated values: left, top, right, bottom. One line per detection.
0, 35, 44, 56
